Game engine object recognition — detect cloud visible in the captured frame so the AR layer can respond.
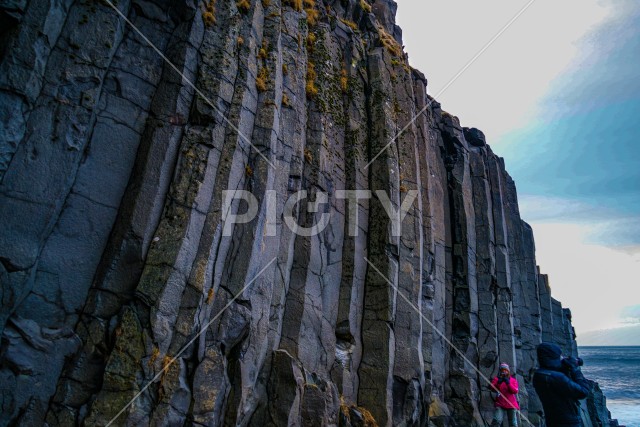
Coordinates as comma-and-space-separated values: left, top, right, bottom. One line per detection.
542, 0, 640, 117
588, 217, 640, 248
578, 324, 640, 346
519, 195, 611, 223
620, 305, 640, 324
519, 195, 640, 248
488, 1, 640, 223
616, 245, 640, 258
529, 221, 640, 333
395, 0, 613, 142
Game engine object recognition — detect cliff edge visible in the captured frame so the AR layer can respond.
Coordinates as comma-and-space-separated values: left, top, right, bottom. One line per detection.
0, 0, 618, 425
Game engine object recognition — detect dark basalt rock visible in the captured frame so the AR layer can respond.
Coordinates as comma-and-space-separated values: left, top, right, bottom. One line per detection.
463, 127, 487, 147
0, 0, 618, 426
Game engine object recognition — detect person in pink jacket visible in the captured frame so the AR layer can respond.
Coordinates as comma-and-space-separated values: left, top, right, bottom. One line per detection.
491, 363, 520, 426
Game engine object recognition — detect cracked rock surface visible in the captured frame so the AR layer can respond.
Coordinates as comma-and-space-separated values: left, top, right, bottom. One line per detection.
0, 0, 617, 426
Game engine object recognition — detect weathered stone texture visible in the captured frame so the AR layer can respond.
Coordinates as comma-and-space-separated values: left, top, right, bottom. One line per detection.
0, 0, 616, 426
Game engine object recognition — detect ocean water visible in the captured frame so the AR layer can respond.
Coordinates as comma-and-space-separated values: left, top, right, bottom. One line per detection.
579, 346, 640, 427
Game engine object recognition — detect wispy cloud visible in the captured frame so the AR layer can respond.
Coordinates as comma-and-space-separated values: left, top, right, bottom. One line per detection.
530, 220, 640, 332
519, 195, 611, 223
396, 0, 613, 142
543, 0, 640, 117
620, 305, 640, 325
520, 195, 640, 248
588, 217, 640, 249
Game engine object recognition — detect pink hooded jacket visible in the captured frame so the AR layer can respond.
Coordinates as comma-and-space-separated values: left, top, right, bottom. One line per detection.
491, 375, 520, 410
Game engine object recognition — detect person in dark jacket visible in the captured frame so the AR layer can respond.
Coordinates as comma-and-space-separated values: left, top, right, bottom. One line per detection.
533, 342, 591, 427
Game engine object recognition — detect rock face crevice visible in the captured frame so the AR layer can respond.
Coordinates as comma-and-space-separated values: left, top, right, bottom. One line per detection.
0, 0, 615, 426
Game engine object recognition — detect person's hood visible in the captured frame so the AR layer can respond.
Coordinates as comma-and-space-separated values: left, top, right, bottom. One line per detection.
537, 342, 563, 370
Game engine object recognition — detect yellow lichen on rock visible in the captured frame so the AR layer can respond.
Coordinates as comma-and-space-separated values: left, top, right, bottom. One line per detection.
304, 0, 319, 25
340, 68, 348, 92
339, 18, 358, 31
236, 0, 251, 13
339, 396, 379, 427
305, 62, 318, 97
304, 148, 313, 163
256, 67, 268, 92
376, 23, 403, 57
202, 0, 216, 26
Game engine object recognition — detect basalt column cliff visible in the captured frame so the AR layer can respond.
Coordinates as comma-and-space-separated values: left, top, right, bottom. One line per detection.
0, 0, 616, 426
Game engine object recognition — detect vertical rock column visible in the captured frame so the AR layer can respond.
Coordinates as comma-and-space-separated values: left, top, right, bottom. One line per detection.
502, 170, 543, 422
486, 153, 518, 375
391, 46, 427, 427
357, 48, 397, 427
538, 271, 554, 343
330, 12, 371, 407
412, 81, 453, 424
520, 223, 544, 423
469, 142, 501, 423
439, 113, 483, 426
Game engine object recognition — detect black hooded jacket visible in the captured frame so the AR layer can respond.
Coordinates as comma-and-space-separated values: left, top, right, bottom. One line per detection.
533, 343, 591, 427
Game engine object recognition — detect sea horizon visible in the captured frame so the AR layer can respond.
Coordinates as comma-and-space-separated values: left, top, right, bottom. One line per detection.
579, 345, 640, 348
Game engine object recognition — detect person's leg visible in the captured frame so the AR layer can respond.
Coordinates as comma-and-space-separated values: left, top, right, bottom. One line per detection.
491, 407, 505, 426
507, 408, 518, 427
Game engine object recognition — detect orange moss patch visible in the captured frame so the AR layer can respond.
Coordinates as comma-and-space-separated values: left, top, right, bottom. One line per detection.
304, 149, 313, 163
304, 0, 319, 26
203, 11, 215, 26
340, 396, 351, 418
306, 8, 319, 25
339, 17, 358, 31
206, 288, 215, 304
258, 39, 268, 59
202, 0, 217, 27
159, 355, 173, 389
360, 407, 378, 427
256, 67, 268, 92
339, 396, 379, 427
376, 23, 403, 57
236, 0, 251, 13
305, 62, 318, 97
340, 68, 348, 92
148, 346, 160, 367
306, 33, 317, 51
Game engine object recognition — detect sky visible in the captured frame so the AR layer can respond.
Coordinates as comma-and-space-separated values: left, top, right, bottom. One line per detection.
395, 0, 640, 339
